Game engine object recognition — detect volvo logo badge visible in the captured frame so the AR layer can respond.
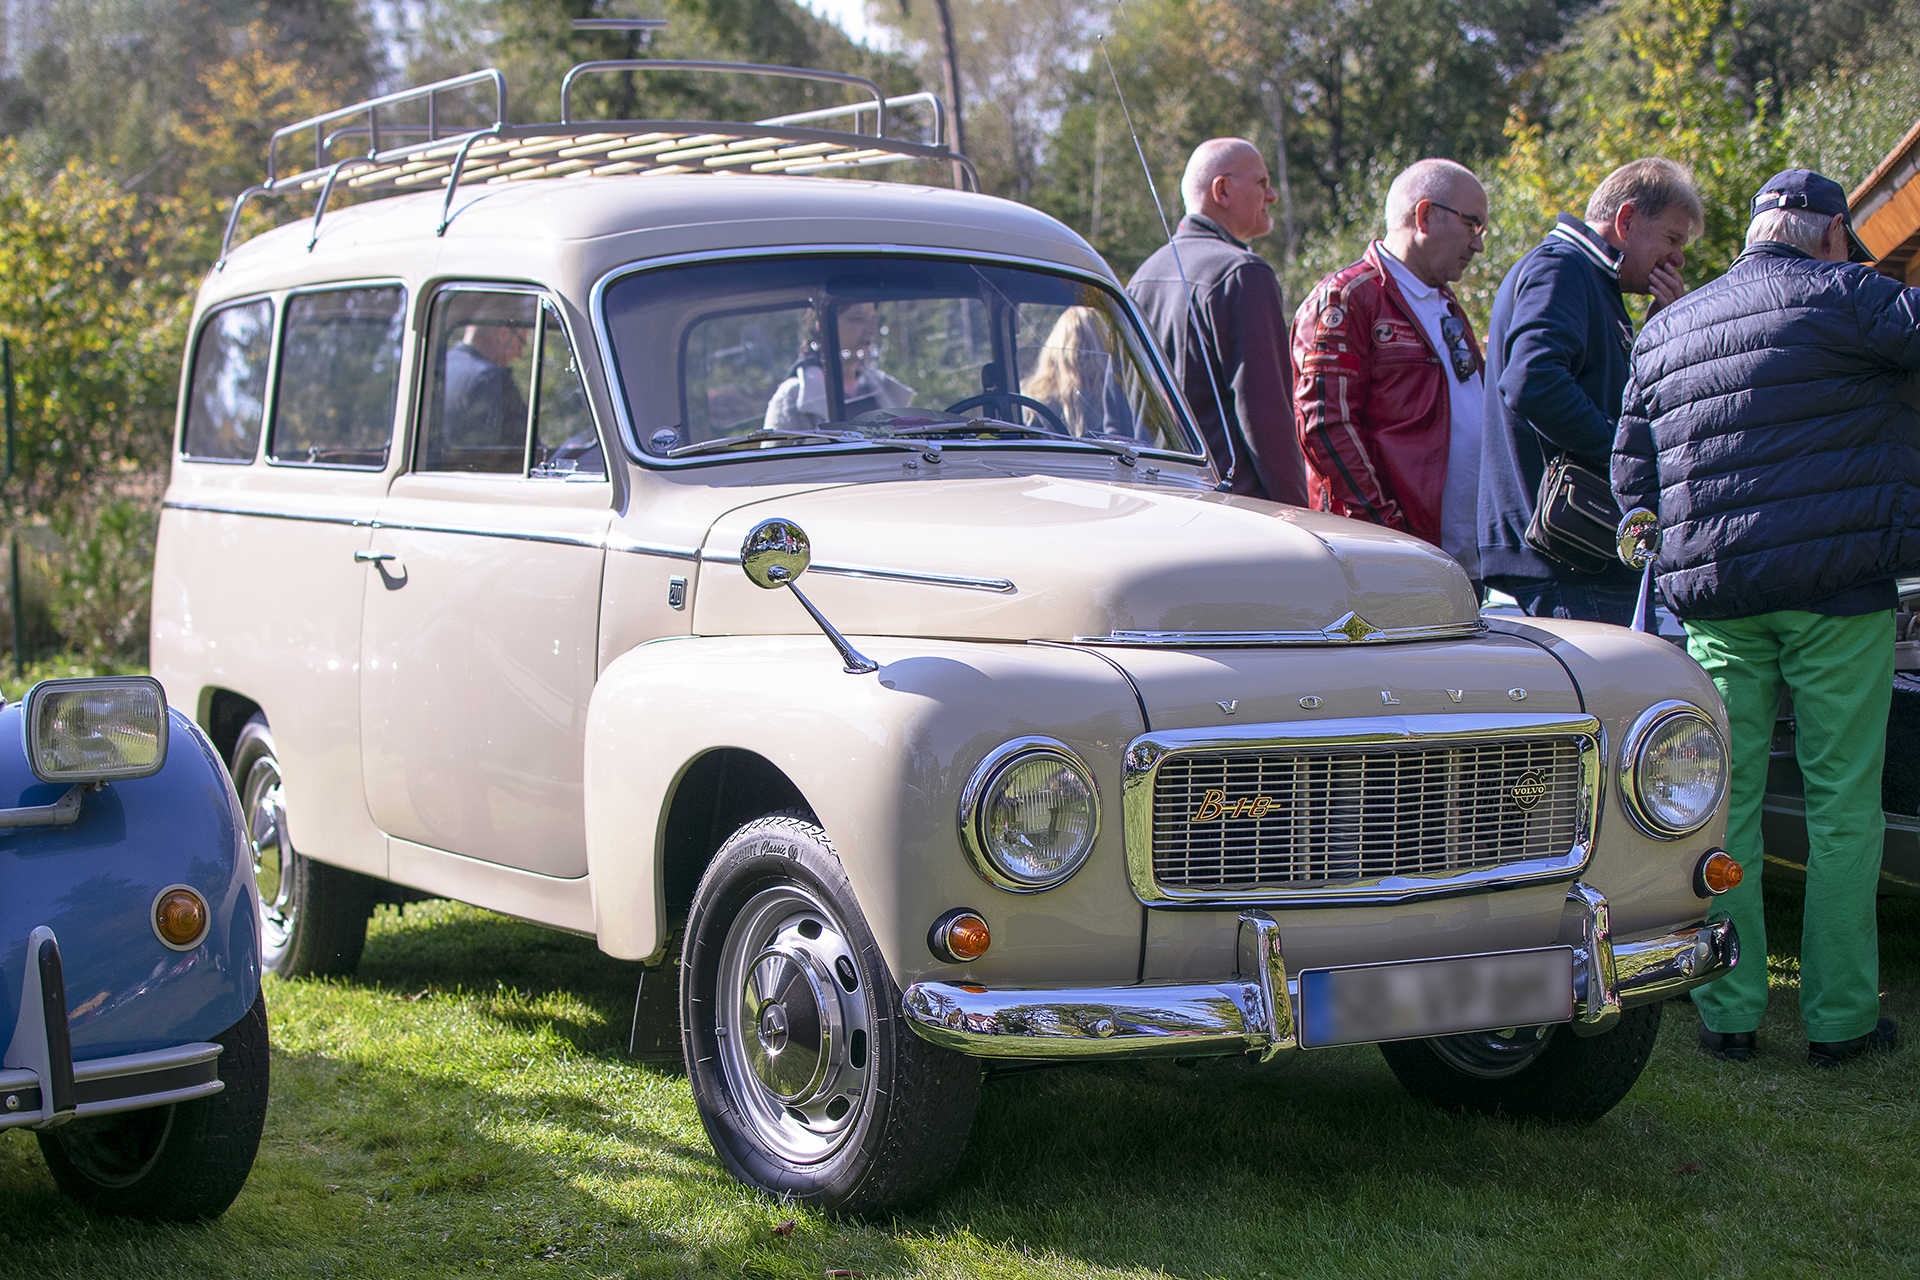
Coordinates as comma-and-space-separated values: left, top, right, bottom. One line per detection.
1509, 770, 1548, 811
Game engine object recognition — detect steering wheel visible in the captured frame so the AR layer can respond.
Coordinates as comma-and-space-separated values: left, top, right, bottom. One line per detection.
944, 392, 1070, 436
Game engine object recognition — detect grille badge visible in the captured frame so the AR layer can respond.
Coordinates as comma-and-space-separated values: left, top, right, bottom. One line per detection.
1509, 770, 1548, 811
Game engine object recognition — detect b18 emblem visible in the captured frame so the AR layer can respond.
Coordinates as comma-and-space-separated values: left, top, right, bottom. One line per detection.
1509, 770, 1548, 811
1190, 789, 1276, 822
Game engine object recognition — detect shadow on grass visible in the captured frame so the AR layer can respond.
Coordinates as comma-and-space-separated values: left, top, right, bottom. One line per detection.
5, 889, 1917, 1278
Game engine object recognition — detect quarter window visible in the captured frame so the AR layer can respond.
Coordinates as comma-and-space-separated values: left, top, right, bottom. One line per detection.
181, 299, 273, 462
418, 290, 604, 479
268, 286, 405, 468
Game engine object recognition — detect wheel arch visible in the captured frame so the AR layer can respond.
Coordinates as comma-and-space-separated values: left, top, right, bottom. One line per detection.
659, 747, 814, 926
196, 687, 263, 770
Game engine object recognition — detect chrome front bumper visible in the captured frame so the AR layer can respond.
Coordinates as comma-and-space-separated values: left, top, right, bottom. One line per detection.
2, 926, 225, 1131
901, 882, 1738, 1060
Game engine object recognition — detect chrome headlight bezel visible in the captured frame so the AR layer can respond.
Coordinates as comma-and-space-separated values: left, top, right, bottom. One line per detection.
958, 737, 1101, 892
1619, 700, 1725, 839
21, 676, 170, 784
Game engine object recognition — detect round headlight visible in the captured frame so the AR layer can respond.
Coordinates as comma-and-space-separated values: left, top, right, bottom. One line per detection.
1622, 703, 1726, 837
960, 741, 1100, 891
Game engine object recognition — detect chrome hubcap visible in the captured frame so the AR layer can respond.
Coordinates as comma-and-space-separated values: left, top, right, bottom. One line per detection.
243, 754, 296, 947
716, 886, 873, 1164
1427, 1024, 1556, 1079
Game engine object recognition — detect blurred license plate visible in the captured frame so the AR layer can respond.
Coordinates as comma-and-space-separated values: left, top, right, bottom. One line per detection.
1298, 947, 1574, 1048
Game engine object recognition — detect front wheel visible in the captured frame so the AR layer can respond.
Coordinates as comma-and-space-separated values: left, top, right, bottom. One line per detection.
38, 991, 270, 1220
1378, 1001, 1662, 1123
682, 815, 982, 1213
234, 716, 373, 977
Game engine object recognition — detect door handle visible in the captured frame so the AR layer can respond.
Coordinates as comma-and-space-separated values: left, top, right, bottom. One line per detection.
354, 550, 397, 564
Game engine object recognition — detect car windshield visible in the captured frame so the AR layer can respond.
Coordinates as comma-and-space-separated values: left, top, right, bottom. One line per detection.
600, 255, 1201, 461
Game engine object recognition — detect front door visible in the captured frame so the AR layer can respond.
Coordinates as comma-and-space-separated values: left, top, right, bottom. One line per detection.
359, 286, 611, 877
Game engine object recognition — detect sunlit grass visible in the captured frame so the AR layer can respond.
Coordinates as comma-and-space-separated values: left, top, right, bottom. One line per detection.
5, 890, 1920, 1278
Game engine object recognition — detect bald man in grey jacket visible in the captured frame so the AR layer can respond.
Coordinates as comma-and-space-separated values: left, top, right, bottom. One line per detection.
1127, 139, 1307, 504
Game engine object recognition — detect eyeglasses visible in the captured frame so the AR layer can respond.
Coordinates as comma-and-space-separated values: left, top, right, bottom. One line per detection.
1440, 314, 1477, 382
1424, 200, 1489, 237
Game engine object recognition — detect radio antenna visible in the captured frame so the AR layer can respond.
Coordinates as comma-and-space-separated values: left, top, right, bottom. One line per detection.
1097, 34, 1237, 491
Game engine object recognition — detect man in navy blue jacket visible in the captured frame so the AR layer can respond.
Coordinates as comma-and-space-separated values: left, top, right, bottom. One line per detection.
1478, 158, 1702, 623
1614, 169, 1920, 1069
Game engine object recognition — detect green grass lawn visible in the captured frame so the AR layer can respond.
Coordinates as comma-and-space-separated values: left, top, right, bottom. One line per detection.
5, 887, 1920, 1280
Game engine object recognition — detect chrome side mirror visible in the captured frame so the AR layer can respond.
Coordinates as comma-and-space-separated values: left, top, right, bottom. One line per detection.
741, 518, 812, 589
1617, 508, 1661, 570
740, 518, 878, 675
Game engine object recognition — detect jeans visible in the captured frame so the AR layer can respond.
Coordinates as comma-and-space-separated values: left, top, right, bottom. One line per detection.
1686, 609, 1892, 1041
1505, 578, 1639, 627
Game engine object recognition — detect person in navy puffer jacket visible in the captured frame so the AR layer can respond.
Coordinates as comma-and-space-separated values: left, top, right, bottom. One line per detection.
1614, 168, 1920, 1070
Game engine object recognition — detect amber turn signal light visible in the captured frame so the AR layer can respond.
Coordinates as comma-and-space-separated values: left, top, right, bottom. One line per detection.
153, 886, 210, 950
928, 909, 991, 963
1694, 850, 1743, 898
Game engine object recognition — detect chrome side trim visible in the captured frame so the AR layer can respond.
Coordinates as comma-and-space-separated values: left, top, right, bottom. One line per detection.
161, 499, 372, 528
900, 911, 1734, 1062
1075, 618, 1486, 647
901, 909, 1290, 1059
1618, 699, 1725, 839
363, 516, 606, 549
607, 532, 700, 561
1122, 714, 1603, 907
162, 500, 617, 552
702, 548, 1016, 593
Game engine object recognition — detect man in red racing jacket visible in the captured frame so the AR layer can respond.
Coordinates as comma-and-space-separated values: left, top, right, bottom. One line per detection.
1292, 159, 1488, 586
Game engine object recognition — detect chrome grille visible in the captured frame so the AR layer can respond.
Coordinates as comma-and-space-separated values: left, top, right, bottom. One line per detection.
1150, 737, 1583, 894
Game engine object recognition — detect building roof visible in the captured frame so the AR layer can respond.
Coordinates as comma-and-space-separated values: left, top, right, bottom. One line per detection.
1848, 116, 1920, 279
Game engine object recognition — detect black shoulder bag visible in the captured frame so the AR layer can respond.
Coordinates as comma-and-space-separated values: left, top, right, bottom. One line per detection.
1524, 455, 1623, 574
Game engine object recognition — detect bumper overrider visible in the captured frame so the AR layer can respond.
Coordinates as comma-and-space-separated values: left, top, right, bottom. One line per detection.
1, 926, 226, 1131
901, 882, 1737, 1060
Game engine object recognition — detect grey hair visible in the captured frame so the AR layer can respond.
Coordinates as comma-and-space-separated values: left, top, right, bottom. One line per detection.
1181, 138, 1262, 215
1384, 159, 1481, 230
1747, 207, 1833, 253
1586, 157, 1705, 235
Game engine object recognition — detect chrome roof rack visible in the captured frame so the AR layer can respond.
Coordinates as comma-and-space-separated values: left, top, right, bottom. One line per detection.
216, 60, 977, 269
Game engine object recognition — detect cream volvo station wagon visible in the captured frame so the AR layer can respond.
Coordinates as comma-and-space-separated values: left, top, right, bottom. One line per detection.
153, 61, 1740, 1211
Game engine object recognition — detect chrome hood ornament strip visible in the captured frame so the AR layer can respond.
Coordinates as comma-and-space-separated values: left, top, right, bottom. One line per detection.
1075, 617, 1486, 647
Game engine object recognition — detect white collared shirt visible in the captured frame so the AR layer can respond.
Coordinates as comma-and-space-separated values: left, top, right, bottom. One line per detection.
1376, 244, 1484, 579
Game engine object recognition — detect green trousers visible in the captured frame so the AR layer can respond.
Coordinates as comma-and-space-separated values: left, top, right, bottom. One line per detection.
1685, 609, 1890, 1042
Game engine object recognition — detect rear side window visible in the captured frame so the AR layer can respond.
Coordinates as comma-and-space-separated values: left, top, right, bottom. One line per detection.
181, 300, 273, 462
268, 286, 406, 468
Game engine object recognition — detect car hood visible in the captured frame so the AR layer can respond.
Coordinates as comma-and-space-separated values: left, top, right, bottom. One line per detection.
692, 476, 1478, 643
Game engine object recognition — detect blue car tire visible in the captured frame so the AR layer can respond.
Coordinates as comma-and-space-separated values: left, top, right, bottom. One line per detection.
37, 991, 270, 1221
235, 716, 375, 977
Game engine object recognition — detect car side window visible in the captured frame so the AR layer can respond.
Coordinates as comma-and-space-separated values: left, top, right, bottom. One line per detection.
530, 301, 603, 479
418, 290, 539, 474
267, 286, 405, 469
181, 299, 274, 463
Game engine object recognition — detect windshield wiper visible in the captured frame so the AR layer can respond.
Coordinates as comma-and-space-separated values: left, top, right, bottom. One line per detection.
883, 418, 1139, 465
669, 427, 940, 461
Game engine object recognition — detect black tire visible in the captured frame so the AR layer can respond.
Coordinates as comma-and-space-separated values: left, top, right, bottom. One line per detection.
234, 716, 374, 978
1378, 1001, 1662, 1123
681, 814, 982, 1213
38, 991, 270, 1221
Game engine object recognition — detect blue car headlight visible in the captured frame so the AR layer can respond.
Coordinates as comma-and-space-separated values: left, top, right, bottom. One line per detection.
22, 676, 169, 783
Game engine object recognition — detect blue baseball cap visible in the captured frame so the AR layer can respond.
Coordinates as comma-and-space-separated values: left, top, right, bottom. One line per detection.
1750, 169, 1875, 262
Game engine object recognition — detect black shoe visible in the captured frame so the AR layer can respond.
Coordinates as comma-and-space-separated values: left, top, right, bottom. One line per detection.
1807, 1017, 1898, 1069
1698, 1024, 1757, 1062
